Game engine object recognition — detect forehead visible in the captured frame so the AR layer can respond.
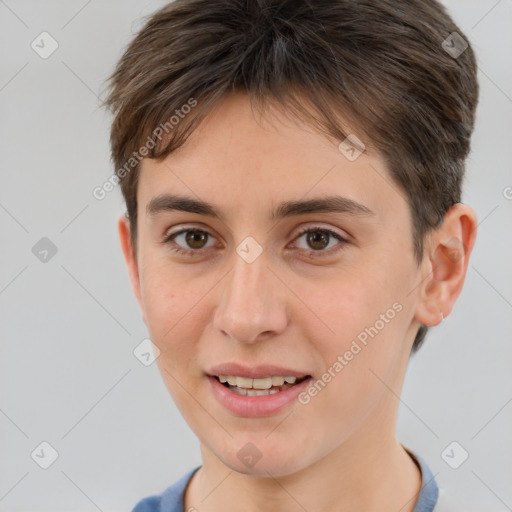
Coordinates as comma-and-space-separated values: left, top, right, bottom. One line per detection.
137, 93, 407, 223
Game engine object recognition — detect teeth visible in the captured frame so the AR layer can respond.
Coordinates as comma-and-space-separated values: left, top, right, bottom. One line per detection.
247, 388, 280, 396
253, 377, 272, 389
232, 387, 282, 396
236, 377, 253, 388
217, 375, 301, 389
272, 376, 285, 386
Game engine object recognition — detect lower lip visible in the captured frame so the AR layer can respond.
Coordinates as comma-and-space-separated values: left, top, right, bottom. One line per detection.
207, 375, 313, 418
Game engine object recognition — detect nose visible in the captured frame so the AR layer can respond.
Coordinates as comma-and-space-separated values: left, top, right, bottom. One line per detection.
212, 248, 288, 344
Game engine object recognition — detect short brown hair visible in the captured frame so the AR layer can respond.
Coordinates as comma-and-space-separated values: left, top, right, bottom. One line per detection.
100, 0, 478, 354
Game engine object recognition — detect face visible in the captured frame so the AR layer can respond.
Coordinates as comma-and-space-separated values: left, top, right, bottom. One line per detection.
124, 92, 428, 476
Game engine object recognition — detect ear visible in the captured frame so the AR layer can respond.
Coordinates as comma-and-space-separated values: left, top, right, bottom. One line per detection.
414, 203, 478, 327
118, 215, 146, 325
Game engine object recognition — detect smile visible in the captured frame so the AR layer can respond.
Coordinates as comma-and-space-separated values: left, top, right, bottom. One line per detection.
215, 375, 309, 396
208, 374, 313, 417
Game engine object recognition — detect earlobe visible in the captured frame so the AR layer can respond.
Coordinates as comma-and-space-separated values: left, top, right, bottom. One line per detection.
117, 215, 146, 324
414, 203, 478, 327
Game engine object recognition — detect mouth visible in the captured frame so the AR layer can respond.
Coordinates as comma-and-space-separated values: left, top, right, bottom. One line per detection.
210, 374, 312, 396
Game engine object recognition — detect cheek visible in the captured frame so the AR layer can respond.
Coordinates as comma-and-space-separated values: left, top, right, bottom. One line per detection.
294, 264, 410, 399
141, 267, 212, 415
295, 265, 406, 345
294, 292, 406, 447
139, 263, 205, 368
141, 253, 195, 324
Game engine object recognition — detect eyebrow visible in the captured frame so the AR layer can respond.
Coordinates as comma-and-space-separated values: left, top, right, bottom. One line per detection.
146, 194, 375, 221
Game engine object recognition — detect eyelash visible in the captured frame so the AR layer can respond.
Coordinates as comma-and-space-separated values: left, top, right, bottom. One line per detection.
161, 225, 349, 258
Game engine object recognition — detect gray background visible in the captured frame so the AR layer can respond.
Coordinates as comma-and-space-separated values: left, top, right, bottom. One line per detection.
1, 0, 511, 510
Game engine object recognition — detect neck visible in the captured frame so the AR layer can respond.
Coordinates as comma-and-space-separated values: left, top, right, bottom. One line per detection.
184, 426, 422, 512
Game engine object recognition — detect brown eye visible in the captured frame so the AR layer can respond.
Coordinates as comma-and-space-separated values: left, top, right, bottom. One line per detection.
305, 230, 330, 250
184, 230, 209, 249
163, 228, 216, 255
293, 226, 348, 256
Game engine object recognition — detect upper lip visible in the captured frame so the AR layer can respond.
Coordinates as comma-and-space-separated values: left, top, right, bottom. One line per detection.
207, 363, 311, 380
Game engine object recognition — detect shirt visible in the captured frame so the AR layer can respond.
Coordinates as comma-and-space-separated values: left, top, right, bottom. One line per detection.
132, 448, 439, 512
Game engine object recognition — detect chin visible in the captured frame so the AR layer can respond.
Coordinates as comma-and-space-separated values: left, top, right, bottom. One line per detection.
217, 448, 307, 478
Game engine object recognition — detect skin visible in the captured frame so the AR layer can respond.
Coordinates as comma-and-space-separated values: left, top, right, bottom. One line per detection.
118, 92, 477, 512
